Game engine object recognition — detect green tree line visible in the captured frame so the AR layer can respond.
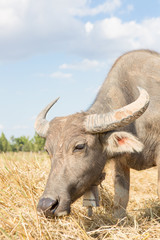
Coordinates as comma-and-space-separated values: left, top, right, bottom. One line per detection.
0, 132, 45, 152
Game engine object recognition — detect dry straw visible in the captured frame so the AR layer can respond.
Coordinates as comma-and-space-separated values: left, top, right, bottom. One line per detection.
0, 152, 160, 239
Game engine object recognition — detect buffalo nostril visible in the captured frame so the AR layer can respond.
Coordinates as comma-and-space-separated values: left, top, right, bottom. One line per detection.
37, 198, 59, 217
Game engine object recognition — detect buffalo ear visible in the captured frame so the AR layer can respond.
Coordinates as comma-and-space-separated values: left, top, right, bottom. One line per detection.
102, 131, 144, 157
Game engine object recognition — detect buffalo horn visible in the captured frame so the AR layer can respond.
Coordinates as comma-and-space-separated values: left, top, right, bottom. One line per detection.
34, 98, 59, 137
85, 87, 149, 133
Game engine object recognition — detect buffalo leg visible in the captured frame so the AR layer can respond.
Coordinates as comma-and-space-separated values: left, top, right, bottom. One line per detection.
113, 159, 130, 218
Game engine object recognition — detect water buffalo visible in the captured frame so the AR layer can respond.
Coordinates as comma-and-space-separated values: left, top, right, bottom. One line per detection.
35, 50, 160, 218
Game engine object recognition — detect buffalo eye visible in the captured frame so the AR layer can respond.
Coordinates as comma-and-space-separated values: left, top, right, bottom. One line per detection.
73, 143, 86, 153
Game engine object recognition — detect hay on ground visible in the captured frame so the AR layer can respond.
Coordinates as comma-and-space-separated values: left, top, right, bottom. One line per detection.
0, 152, 160, 239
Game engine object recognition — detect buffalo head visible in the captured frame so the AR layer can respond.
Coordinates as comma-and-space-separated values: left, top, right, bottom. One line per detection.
35, 87, 149, 217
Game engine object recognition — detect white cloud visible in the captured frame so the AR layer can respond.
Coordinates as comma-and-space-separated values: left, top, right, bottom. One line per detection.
49, 72, 72, 79
85, 22, 94, 34
0, 1, 160, 61
0, 0, 84, 60
60, 59, 105, 71
98, 17, 139, 39
79, 16, 160, 59
119, 4, 134, 15
70, 0, 121, 16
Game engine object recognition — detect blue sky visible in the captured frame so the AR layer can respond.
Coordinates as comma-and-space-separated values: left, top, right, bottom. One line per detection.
0, 0, 160, 138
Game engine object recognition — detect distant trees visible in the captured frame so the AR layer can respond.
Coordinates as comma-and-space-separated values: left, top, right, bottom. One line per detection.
0, 133, 9, 152
0, 132, 45, 152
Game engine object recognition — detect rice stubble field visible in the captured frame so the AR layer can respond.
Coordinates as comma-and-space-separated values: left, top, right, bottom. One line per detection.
0, 152, 160, 239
